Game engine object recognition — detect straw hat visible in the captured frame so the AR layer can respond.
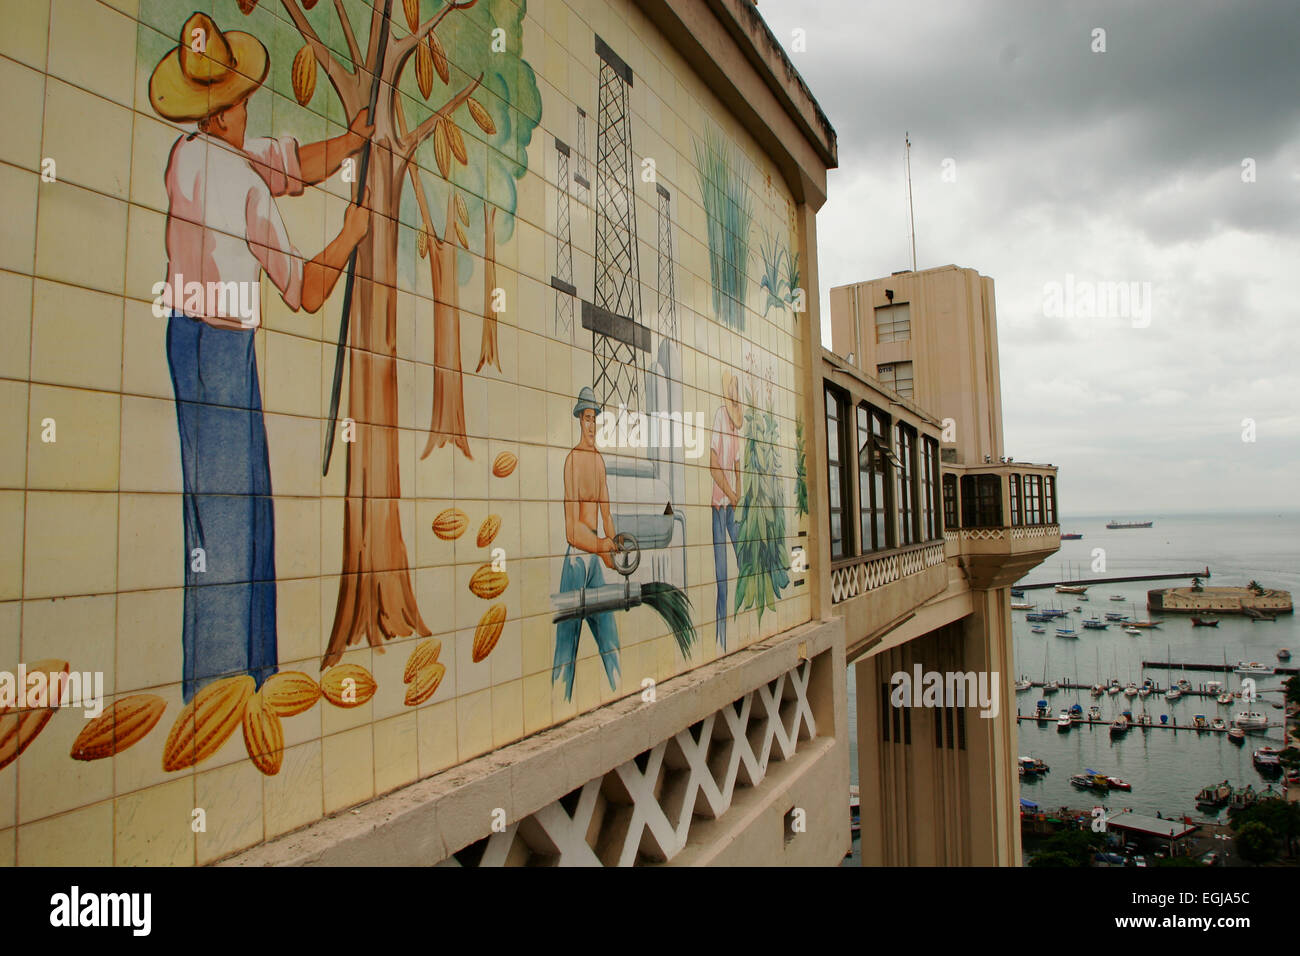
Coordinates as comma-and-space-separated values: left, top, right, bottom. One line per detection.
722, 371, 742, 428
149, 12, 269, 122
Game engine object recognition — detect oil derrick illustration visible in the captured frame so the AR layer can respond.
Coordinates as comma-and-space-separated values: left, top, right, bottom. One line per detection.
648, 182, 686, 585
584, 36, 647, 410
574, 106, 590, 201
551, 137, 576, 339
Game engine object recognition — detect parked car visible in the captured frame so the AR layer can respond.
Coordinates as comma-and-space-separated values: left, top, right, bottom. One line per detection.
1200, 851, 1219, 866
1134, 856, 1147, 867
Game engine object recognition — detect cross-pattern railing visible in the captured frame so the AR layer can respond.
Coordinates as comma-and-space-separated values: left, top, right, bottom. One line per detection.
830, 541, 946, 604
444, 659, 818, 866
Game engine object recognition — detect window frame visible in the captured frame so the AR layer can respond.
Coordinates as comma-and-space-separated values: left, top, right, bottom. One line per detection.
921, 436, 940, 540
1023, 474, 1043, 525
960, 473, 1003, 528
825, 385, 852, 560
856, 403, 896, 553
942, 472, 958, 531
873, 302, 912, 344
895, 421, 920, 545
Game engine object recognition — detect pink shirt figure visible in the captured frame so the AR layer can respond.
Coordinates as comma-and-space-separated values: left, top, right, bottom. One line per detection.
161, 133, 306, 329
711, 405, 740, 508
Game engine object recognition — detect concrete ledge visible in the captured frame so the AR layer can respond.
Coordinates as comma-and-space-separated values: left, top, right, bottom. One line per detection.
220, 616, 843, 866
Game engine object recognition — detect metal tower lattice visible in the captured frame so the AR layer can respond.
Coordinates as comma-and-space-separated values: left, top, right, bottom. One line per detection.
551, 138, 575, 338
583, 36, 647, 410
574, 106, 590, 199
655, 184, 677, 343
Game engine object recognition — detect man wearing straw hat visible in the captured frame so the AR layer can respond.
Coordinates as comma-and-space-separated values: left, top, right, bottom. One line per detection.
554, 386, 621, 700
710, 371, 744, 649
148, 11, 372, 702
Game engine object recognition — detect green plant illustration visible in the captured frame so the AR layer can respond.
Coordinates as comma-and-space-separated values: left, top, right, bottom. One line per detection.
756, 227, 802, 318
757, 228, 787, 317
694, 125, 753, 329
734, 383, 790, 626
795, 417, 808, 517
783, 248, 801, 311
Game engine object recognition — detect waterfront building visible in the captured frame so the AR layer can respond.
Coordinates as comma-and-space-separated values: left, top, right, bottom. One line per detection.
828, 266, 1063, 864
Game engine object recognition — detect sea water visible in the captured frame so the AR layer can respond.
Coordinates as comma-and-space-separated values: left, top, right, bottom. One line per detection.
844, 511, 1298, 861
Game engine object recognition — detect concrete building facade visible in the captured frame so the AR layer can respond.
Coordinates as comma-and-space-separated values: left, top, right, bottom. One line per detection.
827, 265, 1062, 865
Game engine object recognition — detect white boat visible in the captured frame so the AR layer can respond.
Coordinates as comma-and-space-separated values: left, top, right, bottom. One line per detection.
1234, 661, 1274, 676
1056, 584, 1088, 594
1043, 680, 1060, 695
1232, 711, 1268, 730
1205, 680, 1224, 694
1109, 594, 1126, 602
1011, 601, 1035, 610
1216, 692, 1234, 705
1030, 625, 1046, 634
1015, 677, 1032, 692
1211, 717, 1226, 731
1088, 704, 1102, 721
1124, 626, 1141, 635
1177, 678, 1192, 692
1123, 682, 1138, 697
1110, 714, 1130, 737
1107, 683, 1121, 696
1057, 711, 1073, 730
1166, 686, 1183, 701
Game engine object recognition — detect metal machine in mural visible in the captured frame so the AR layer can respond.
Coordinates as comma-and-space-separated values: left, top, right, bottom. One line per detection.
548, 38, 696, 701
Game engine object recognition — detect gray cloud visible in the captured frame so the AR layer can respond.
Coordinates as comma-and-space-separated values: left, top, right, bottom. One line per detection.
760, 0, 1300, 511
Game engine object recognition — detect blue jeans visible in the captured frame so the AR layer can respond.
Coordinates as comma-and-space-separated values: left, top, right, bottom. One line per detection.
167, 313, 278, 702
553, 548, 621, 700
712, 504, 739, 648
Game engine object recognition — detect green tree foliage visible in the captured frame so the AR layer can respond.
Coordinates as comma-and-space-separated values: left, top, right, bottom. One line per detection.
734, 384, 788, 626
1235, 821, 1277, 864
1028, 827, 1103, 867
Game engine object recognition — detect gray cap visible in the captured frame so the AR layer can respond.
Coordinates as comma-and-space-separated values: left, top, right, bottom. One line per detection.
573, 385, 602, 419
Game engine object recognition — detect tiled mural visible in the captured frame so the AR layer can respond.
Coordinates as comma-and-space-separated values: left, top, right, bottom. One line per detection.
0, 0, 810, 864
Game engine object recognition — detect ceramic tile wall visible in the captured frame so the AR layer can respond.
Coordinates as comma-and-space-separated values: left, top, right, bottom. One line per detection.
0, 0, 814, 865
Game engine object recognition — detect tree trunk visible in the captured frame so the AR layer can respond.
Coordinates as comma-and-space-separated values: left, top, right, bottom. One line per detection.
323, 152, 430, 668
476, 205, 499, 373
422, 191, 471, 458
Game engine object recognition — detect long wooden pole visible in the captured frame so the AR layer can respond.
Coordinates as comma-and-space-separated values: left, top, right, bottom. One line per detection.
322, 0, 394, 476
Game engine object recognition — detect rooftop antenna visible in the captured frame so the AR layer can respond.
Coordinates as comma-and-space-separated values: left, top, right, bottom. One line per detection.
905, 132, 917, 272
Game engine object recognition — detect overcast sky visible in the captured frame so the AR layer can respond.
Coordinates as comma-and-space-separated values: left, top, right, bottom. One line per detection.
760, 0, 1300, 515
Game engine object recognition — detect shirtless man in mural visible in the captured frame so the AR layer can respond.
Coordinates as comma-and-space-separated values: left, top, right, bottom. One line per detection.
554, 387, 621, 700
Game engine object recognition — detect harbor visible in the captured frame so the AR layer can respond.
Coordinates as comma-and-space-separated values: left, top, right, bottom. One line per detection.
1009, 513, 1299, 827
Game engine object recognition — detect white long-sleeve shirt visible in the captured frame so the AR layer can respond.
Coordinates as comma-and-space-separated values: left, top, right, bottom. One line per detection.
160, 132, 306, 329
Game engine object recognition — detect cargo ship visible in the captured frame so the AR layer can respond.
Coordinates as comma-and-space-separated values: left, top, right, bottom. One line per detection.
1106, 520, 1153, 529
1061, 532, 1082, 540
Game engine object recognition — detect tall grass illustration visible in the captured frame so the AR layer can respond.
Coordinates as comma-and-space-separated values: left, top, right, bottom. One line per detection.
694, 126, 753, 329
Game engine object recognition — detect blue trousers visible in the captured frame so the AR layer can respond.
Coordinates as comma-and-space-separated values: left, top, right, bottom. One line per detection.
553, 548, 621, 700
167, 313, 278, 702
712, 504, 739, 648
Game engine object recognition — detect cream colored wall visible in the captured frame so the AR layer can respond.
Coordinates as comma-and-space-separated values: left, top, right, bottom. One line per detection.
828, 265, 1005, 465
0, 0, 817, 865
